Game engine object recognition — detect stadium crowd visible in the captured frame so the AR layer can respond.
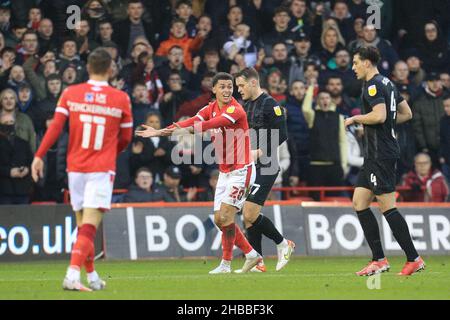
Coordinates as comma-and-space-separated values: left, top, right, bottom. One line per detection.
0, 0, 449, 205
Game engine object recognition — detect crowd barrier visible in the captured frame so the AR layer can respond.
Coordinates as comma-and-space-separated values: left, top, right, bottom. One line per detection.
1, 201, 449, 262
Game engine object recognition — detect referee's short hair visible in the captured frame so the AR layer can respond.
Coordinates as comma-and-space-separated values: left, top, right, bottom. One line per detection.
212, 72, 234, 87
235, 67, 260, 82
354, 46, 381, 65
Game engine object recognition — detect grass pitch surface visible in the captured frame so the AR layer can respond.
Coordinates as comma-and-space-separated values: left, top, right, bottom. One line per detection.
0, 256, 449, 300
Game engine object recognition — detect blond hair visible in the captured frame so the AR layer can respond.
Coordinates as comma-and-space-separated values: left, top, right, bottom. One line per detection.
0, 88, 18, 110
321, 25, 346, 50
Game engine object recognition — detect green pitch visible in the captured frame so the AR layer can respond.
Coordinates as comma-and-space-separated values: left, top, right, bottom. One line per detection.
0, 256, 449, 300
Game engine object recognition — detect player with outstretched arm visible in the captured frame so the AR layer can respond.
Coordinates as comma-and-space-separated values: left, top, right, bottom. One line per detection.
32, 48, 133, 291
136, 72, 262, 274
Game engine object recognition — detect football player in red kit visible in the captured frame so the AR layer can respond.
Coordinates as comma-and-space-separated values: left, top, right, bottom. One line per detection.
32, 48, 133, 291
136, 72, 262, 273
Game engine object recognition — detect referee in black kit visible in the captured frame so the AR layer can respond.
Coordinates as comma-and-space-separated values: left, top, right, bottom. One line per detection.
234, 67, 295, 273
346, 46, 425, 276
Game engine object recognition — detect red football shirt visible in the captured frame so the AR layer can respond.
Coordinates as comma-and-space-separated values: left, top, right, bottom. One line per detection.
195, 97, 252, 173
36, 80, 133, 173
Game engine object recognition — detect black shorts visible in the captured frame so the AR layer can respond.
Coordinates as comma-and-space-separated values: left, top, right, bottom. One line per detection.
246, 167, 279, 206
356, 159, 397, 195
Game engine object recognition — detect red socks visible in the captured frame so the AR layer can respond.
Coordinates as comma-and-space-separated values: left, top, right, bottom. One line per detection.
70, 224, 96, 271
234, 224, 253, 255
221, 223, 236, 261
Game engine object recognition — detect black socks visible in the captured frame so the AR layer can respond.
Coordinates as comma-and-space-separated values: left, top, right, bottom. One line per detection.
246, 214, 284, 256
357, 208, 385, 261
383, 208, 419, 262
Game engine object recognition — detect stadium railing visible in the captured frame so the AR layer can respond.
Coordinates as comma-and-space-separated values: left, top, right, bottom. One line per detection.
60, 186, 418, 204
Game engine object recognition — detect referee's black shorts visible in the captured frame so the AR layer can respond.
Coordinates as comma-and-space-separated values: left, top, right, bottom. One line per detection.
356, 159, 397, 195
246, 167, 279, 206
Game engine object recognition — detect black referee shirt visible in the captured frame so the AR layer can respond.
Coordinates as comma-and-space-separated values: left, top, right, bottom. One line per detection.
244, 92, 288, 168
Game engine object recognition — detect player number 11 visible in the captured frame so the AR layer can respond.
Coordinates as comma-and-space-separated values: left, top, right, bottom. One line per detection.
80, 114, 106, 150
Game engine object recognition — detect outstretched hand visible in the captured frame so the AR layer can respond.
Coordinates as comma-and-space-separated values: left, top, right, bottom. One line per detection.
135, 125, 174, 138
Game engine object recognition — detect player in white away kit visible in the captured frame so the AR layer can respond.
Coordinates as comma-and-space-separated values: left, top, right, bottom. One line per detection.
136, 72, 262, 273
32, 49, 133, 291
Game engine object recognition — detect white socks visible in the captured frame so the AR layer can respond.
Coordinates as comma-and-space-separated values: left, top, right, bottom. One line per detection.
87, 270, 99, 283
277, 239, 288, 248
66, 266, 80, 281
245, 249, 259, 259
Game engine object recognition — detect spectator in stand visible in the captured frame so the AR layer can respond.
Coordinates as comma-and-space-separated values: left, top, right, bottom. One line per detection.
418, 20, 450, 73
401, 153, 449, 202
440, 95, 450, 183
0, 88, 36, 152
391, 60, 420, 101
173, 0, 197, 39
262, 6, 296, 57
265, 68, 287, 103
325, 75, 355, 117
156, 45, 196, 92
32, 74, 63, 133
156, 18, 207, 72
288, 0, 312, 35
130, 52, 164, 109
27, 6, 42, 31
113, 0, 156, 59
197, 169, 219, 202
194, 48, 221, 80
33, 112, 67, 203
348, 24, 399, 76
348, 0, 368, 20
289, 32, 321, 74
440, 72, 450, 91
302, 87, 347, 197
97, 20, 114, 47
60, 63, 81, 86
74, 18, 99, 60
17, 30, 39, 64
7, 65, 28, 96
120, 39, 153, 85
412, 72, 446, 166
56, 38, 85, 79
303, 61, 320, 97
130, 112, 174, 182
16, 83, 35, 120
0, 111, 33, 204
122, 167, 165, 203
345, 117, 364, 186
23, 52, 57, 101
403, 49, 426, 87
0, 47, 15, 90
82, 0, 111, 42
37, 18, 57, 54
194, 14, 220, 55
285, 80, 309, 186
218, 5, 244, 47
157, 165, 197, 202
5, 22, 27, 49
175, 71, 214, 121
223, 23, 258, 68
260, 42, 304, 87
0, 4, 11, 35
131, 82, 154, 129
159, 70, 194, 126
317, 25, 346, 70
321, 48, 360, 97
329, 0, 355, 44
